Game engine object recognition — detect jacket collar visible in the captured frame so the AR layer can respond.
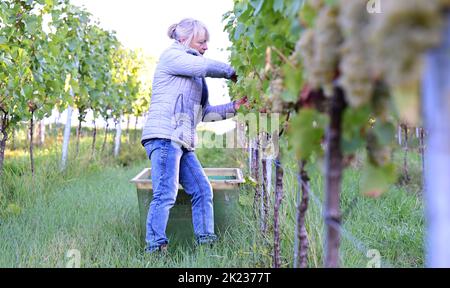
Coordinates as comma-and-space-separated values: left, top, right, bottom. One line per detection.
172, 41, 202, 57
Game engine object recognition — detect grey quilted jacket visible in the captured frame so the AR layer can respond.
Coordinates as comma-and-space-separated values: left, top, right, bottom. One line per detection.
141, 41, 237, 151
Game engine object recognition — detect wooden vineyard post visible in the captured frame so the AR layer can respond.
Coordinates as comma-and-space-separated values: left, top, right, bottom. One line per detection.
294, 160, 310, 268
273, 152, 284, 268
61, 105, 73, 171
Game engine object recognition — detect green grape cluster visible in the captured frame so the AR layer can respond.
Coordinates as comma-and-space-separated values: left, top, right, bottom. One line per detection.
288, 39, 302, 68
308, 0, 325, 10
269, 72, 284, 114
299, 6, 342, 98
369, 0, 446, 125
338, 0, 373, 108
312, 6, 342, 98
298, 0, 448, 126
371, 0, 443, 90
298, 29, 315, 86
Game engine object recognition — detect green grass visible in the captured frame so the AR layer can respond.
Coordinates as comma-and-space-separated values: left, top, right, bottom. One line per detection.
0, 130, 425, 267
0, 160, 273, 267
270, 149, 424, 268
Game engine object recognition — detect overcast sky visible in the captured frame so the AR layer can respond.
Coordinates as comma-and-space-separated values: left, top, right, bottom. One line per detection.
71, 0, 233, 61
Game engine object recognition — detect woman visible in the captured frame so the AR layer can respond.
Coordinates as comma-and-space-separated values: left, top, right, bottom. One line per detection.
141, 18, 248, 253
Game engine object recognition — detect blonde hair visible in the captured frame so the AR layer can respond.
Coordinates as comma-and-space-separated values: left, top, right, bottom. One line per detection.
167, 18, 210, 48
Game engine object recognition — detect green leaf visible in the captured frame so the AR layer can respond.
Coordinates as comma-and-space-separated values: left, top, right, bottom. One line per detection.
45, 0, 54, 8
342, 105, 370, 154
234, 23, 247, 41
342, 137, 365, 154
360, 162, 397, 198
23, 84, 33, 99
273, 0, 284, 12
392, 83, 420, 126
0, 54, 13, 66
287, 0, 305, 18
281, 63, 302, 103
372, 121, 395, 146
288, 109, 328, 160
250, 0, 265, 16
24, 15, 40, 35
234, 1, 249, 18
299, 2, 317, 27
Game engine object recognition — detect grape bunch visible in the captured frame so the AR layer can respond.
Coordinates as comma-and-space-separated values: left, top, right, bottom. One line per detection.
371, 0, 443, 90
369, 0, 445, 125
338, 0, 374, 108
288, 38, 302, 68
313, 6, 342, 98
269, 74, 284, 114
298, 29, 316, 87
307, 0, 325, 10
299, 6, 342, 98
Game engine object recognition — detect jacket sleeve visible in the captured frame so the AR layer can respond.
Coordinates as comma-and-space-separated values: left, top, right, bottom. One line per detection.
202, 99, 237, 122
161, 50, 235, 79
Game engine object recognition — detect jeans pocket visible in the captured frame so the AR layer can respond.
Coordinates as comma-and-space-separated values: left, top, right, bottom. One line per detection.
144, 141, 152, 157
146, 138, 174, 162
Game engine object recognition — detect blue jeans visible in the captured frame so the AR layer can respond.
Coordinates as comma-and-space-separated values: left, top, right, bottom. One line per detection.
143, 138, 217, 251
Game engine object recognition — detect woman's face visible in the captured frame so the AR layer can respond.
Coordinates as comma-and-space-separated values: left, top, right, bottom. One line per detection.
189, 31, 208, 55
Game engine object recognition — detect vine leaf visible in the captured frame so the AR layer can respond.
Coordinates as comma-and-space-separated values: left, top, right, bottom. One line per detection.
250, 0, 265, 16
288, 108, 328, 160
273, 0, 284, 12
360, 162, 397, 198
392, 83, 421, 126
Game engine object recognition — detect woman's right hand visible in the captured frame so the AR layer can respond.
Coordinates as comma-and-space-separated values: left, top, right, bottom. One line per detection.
230, 72, 238, 83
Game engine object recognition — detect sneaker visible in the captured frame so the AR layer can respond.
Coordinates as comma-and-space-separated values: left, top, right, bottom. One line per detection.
159, 244, 168, 253
145, 244, 168, 254
195, 234, 218, 247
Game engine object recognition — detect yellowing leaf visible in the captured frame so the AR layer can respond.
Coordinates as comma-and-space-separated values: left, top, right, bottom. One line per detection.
360, 162, 397, 198
392, 82, 420, 126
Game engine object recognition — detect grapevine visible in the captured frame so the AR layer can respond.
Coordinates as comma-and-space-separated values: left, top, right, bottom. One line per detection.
226, 0, 450, 268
